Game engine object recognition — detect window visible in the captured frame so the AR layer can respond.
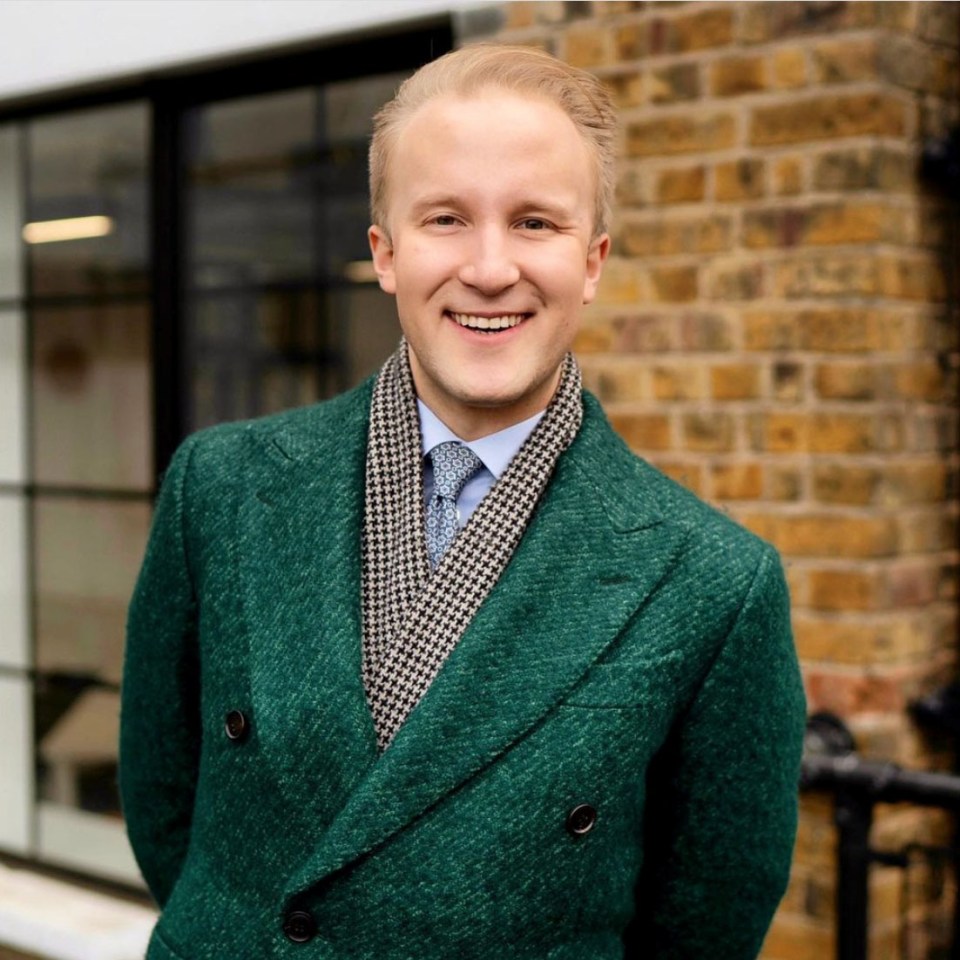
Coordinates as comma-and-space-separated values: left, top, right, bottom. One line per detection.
0, 20, 451, 886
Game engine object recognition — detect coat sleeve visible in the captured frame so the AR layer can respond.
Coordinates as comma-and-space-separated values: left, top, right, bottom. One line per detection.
119, 435, 202, 907
626, 545, 806, 959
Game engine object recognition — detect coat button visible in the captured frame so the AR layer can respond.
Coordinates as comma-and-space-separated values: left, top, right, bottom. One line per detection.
566, 803, 597, 836
224, 710, 249, 741
283, 909, 317, 943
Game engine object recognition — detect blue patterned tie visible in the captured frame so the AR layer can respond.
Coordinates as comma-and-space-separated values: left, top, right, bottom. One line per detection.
425, 441, 483, 569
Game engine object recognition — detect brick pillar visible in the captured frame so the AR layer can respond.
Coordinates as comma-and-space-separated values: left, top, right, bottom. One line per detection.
470, 1, 960, 956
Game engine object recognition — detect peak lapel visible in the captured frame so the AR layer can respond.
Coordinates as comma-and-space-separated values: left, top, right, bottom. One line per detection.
240, 386, 379, 814
286, 400, 688, 894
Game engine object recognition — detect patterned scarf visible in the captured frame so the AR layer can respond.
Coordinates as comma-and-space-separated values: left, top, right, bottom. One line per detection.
361, 341, 583, 751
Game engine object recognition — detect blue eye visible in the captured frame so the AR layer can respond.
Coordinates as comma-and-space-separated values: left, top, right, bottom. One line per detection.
433, 215, 458, 226
520, 219, 548, 230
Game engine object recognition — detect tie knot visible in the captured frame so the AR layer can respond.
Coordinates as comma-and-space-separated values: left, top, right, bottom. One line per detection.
430, 441, 483, 499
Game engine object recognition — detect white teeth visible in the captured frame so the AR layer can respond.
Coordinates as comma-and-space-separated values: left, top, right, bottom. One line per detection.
451, 313, 525, 331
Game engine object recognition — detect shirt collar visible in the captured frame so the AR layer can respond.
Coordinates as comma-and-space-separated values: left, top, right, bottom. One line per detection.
417, 400, 545, 481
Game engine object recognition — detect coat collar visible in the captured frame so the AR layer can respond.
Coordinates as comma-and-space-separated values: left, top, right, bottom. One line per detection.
239, 385, 686, 895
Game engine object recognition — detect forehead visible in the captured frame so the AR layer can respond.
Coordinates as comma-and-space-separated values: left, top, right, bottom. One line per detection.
385, 91, 596, 202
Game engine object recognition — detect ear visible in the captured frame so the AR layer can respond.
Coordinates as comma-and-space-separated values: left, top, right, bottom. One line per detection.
368, 225, 397, 295
582, 233, 610, 305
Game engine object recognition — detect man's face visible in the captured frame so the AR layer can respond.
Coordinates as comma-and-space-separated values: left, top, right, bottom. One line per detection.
369, 90, 609, 439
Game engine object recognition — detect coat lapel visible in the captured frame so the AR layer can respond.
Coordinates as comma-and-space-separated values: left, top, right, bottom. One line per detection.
285, 396, 688, 895
239, 384, 379, 816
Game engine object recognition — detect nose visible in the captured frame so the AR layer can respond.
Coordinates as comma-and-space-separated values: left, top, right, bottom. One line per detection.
457, 226, 521, 294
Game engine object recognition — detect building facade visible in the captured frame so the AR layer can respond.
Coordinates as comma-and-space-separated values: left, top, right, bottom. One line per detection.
0, 1, 957, 957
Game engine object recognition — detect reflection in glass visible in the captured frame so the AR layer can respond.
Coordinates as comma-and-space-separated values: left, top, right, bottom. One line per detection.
0, 674, 32, 852
32, 302, 151, 490
188, 284, 397, 429
0, 308, 26, 483
0, 494, 28, 670
183, 72, 407, 430
34, 496, 151, 685
37, 684, 121, 815
0, 124, 23, 300
27, 103, 149, 298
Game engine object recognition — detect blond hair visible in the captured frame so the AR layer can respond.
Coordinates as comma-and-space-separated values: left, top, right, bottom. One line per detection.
369, 44, 618, 237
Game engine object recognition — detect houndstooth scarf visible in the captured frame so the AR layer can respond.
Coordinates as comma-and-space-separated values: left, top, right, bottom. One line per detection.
361, 341, 583, 751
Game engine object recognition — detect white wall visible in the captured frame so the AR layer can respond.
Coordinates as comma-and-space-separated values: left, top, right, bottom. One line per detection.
0, 0, 475, 103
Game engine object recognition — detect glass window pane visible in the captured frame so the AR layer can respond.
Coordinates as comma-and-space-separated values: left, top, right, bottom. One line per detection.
0, 124, 24, 300
32, 302, 152, 490
37, 685, 121, 816
0, 307, 26, 483
34, 497, 151, 686
27, 104, 149, 298
186, 284, 397, 430
338, 285, 400, 385
187, 88, 319, 289
0, 494, 28, 670
0, 674, 33, 854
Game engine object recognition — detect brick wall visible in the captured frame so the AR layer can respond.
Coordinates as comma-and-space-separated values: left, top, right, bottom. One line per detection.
469, 1, 960, 956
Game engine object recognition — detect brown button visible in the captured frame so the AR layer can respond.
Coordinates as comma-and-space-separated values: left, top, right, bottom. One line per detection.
566, 803, 597, 836
283, 909, 317, 944
224, 710, 248, 742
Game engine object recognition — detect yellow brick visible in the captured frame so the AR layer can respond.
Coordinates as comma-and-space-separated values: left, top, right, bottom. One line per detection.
715, 159, 766, 202
893, 360, 947, 403
879, 463, 947, 506
741, 513, 898, 558
807, 568, 880, 611
813, 463, 879, 506
648, 63, 700, 104
503, 2, 535, 29
603, 71, 645, 109
609, 413, 672, 451
651, 364, 706, 401
813, 37, 879, 83
772, 156, 804, 196
627, 112, 737, 157
767, 465, 804, 501
614, 22, 645, 62
815, 363, 878, 400
580, 362, 646, 403
649, 265, 698, 303
564, 24, 609, 68
665, 7, 734, 53
593, 257, 644, 306
620, 215, 733, 256
711, 363, 761, 399
751, 93, 908, 146
655, 165, 706, 203
771, 255, 878, 299
711, 463, 763, 500
706, 261, 764, 301
711, 55, 768, 97
682, 413, 735, 453
773, 47, 807, 88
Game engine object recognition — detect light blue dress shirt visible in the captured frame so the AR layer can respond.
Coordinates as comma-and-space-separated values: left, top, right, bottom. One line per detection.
418, 400, 545, 528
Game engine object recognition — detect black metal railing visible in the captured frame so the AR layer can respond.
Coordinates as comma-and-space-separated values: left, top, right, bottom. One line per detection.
801, 713, 960, 960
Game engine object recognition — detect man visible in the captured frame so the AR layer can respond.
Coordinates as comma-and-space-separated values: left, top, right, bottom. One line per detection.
120, 44, 805, 960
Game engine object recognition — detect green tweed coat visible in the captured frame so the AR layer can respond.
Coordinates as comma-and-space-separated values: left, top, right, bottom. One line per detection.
119, 380, 805, 960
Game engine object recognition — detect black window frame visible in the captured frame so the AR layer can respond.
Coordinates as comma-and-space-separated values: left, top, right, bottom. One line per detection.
0, 15, 452, 886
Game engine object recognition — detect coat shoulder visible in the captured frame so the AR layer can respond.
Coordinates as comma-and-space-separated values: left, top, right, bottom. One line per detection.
168, 377, 375, 487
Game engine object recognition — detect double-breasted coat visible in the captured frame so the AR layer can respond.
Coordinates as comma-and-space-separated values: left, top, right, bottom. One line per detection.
119, 380, 805, 960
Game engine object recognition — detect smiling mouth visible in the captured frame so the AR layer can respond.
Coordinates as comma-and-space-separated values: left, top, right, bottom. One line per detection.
448, 311, 530, 332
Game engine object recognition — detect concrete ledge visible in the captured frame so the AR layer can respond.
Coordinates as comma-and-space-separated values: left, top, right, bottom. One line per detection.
0, 863, 155, 960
